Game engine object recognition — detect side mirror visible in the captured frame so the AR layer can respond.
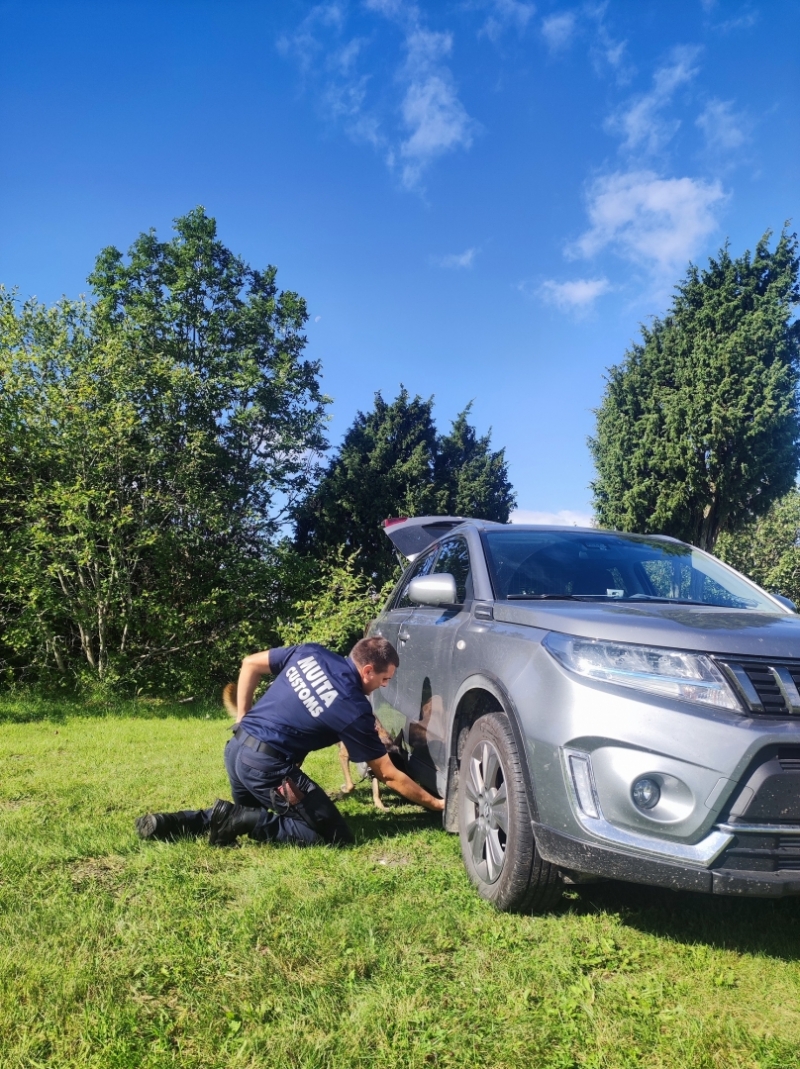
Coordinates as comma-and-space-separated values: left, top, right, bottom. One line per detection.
772, 592, 797, 613
408, 573, 457, 607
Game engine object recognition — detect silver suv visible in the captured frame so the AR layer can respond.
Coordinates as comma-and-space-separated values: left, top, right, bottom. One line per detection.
369, 517, 800, 911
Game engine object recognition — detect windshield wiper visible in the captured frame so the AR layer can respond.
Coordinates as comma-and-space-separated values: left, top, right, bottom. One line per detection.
506, 593, 728, 606
506, 593, 610, 601
625, 595, 711, 605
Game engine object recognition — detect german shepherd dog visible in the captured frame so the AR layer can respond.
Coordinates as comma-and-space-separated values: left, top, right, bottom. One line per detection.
222, 683, 408, 810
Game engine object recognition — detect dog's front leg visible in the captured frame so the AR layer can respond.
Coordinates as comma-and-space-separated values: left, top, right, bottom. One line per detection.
339, 742, 355, 794
371, 777, 388, 810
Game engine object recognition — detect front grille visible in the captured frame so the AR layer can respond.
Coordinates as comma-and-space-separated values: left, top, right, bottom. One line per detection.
777, 838, 800, 870
778, 748, 800, 772
718, 832, 800, 873
717, 659, 800, 716
745, 664, 788, 713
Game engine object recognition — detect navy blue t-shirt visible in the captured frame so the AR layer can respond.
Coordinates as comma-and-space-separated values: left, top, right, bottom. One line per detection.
240, 643, 388, 765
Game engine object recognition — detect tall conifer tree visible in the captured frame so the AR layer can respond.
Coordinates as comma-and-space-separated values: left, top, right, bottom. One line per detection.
590, 231, 800, 551
295, 390, 515, 583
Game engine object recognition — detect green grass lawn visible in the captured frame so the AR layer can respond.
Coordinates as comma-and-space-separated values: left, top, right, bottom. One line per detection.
3, 705, 800, 1068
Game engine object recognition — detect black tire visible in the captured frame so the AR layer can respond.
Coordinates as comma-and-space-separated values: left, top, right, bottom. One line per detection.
458, 713, 563, 912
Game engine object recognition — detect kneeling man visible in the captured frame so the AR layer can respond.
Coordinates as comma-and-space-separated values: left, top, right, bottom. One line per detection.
136, 637, 443, 847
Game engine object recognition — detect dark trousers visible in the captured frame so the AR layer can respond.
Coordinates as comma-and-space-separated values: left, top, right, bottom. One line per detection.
223, 732, 325, 844
182, 733, 335, 845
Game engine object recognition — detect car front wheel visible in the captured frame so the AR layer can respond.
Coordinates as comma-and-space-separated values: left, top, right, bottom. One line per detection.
458, 713, 563, 912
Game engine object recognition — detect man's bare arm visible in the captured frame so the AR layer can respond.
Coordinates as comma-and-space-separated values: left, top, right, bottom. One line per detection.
367, 754, 445, 812
236, 650, 275, 722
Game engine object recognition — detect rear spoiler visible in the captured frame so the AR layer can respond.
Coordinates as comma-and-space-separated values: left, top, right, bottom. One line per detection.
382, 516, 468, 562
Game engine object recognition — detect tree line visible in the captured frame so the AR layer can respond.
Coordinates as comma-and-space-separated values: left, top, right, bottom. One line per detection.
0, 209, 513, 695
2, 210, 798, 697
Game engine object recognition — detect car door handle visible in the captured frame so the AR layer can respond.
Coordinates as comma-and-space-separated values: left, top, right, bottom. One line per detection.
398, 628, 411, 643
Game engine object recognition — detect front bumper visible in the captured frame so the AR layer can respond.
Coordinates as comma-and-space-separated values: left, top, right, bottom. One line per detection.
542, 740, 800, 896
534, 821, 800, 897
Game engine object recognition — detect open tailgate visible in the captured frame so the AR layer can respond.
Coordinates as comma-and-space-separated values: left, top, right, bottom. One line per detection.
382, 516, 467, 561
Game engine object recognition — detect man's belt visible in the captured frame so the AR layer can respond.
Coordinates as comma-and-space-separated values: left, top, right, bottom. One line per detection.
234, 726, 290, 760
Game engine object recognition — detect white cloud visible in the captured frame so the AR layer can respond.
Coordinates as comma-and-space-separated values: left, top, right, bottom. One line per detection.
585, 5, 633, 84
696, 98, 749, 152
571, 169, 726, 276
538, 276, 610, 310
397, 28, 476, 189
363, 0, 406, 15
276, 3, 346, 73
480, 0, 536, 42
606, 45, 701, 154
713, 10, 759, 32
602, 38, 626, 70
281, 2, 476, 192
434, 248, 477, 268
279, 6, 386, 151
541, 11, 576, 53
511, 509, 594, 527
698, 0, 759, 30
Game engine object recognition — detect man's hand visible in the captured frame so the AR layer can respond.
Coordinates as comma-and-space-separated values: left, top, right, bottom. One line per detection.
367, 754, 445, 812
235, 650, 275, 721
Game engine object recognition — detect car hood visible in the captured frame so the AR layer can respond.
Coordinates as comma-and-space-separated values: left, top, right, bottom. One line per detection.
492, 600, 800, 658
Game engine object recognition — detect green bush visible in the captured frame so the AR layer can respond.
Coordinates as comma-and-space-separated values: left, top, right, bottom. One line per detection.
276, 549, 395, 655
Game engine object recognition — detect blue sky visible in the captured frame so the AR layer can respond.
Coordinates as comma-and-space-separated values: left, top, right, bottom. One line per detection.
2, 1, 798, 524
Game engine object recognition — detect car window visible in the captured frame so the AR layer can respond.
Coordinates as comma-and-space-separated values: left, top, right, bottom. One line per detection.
640, 558, 761, 608
432, 538, 473, 604
393, 548, 438, 609
483, 529, 779, 610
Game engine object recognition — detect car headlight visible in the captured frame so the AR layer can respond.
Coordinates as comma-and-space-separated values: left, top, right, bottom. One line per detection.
542, 632, 741, 710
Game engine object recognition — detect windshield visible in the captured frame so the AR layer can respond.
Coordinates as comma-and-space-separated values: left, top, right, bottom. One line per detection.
482, 529, 781, 611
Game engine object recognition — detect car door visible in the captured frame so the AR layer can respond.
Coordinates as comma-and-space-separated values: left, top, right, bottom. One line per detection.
370, 548, 437, 740
395, 537, 474, 792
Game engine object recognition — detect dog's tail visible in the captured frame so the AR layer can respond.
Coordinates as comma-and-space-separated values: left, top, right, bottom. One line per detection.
222, 682, 238, 719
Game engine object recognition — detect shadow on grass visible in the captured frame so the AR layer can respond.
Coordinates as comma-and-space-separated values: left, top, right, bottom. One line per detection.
0, 694, 229, 725
344, 806, 445, 844
569, 879, 800, 961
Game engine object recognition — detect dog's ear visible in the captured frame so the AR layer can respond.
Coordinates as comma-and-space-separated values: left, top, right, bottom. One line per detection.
222, 682, 238, 719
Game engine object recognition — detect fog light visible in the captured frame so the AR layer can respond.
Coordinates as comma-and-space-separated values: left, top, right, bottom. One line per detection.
632, 777, 661, 810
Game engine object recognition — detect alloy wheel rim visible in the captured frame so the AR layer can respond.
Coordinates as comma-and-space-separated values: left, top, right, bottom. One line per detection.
463, 739, 509, 884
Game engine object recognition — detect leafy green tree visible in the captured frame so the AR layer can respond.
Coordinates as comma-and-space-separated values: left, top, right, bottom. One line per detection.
0, 209, 328, 693
294, 388, 515, 584
276, 549, 393, 654
716, 488, 800, 603
88, 207, 327, 536
590, 231, 800, 552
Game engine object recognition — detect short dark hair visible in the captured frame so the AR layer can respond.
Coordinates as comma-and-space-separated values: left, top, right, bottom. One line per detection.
350, 637, 400, 672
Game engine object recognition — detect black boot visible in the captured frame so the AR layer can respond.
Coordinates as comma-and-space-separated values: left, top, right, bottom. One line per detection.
208, 798, 261, 847
135, 810, 205, 841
